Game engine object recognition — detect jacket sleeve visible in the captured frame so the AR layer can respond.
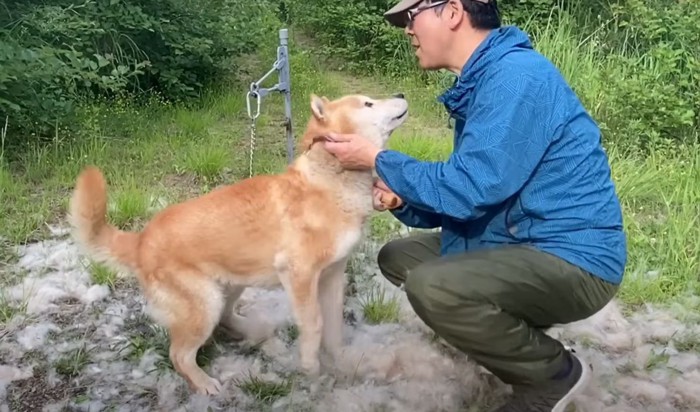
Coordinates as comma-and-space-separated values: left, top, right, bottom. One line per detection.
375, 73, 553, 222
389, 203, 442, 229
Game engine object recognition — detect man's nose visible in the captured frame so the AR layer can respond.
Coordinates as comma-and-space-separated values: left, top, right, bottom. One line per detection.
392, 93, 405, 99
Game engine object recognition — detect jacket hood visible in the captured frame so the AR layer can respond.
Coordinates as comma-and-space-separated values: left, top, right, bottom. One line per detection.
437, 25, 534, 114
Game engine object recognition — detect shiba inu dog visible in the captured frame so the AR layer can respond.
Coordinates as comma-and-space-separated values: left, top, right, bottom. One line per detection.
68, 93, 409, 394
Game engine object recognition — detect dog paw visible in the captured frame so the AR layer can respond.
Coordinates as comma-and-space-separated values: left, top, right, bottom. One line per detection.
194, 376, 223, 396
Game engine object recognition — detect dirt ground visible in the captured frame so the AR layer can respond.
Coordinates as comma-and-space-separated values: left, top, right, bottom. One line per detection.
2, 227, 699, 412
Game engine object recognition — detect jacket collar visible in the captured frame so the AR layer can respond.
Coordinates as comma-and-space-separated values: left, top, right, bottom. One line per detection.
437, 26, 533, 116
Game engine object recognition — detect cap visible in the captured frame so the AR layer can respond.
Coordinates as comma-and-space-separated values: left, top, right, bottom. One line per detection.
384, 0, 423, 28
383, 0, 496, 29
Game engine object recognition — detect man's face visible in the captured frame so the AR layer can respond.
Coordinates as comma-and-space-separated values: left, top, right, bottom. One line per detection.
403, 0, 452, 70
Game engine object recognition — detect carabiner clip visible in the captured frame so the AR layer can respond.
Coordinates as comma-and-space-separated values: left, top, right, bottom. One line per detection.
246, 90, 261, 120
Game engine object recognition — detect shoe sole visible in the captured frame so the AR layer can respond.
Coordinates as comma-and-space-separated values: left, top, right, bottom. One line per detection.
552, 352, 591, 412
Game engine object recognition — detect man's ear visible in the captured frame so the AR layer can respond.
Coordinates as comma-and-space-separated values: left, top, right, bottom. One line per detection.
446, 0, 466, 29
310, 94, 326, 121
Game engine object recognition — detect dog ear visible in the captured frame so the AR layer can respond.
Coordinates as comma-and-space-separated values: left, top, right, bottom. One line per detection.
310, 94, 326, 121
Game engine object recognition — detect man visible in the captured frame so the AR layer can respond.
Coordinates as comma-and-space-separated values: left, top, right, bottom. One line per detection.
322, 0, 627, 411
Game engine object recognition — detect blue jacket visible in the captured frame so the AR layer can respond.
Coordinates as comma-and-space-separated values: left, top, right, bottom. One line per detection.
375, 26, 627, 285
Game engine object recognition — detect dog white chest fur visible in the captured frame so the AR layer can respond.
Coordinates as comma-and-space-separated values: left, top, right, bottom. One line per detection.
331, 227, 363, 263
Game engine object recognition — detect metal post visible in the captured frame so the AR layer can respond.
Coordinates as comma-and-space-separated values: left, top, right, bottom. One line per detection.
278, 29, 294, 164
245, 28, 295, 173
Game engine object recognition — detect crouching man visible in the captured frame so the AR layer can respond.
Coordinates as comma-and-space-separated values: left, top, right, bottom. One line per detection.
322, 1, 627, 411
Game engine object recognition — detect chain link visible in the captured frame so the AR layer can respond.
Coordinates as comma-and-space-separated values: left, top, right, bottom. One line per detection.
248, 118, 257, 178
246, 90, 261, 178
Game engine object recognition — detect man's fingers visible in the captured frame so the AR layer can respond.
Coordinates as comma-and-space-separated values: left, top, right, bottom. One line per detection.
323, 141, 343, 154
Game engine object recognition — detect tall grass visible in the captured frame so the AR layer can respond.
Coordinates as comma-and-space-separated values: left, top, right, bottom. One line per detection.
610, 147, 700, 306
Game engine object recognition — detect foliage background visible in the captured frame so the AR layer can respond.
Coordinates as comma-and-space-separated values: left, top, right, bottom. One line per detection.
0, 0, 279, 146
2, 0, 697, 154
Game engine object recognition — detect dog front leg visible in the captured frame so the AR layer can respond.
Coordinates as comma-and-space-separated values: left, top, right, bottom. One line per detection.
281, 269, 323, 376
319, 258, 348, 358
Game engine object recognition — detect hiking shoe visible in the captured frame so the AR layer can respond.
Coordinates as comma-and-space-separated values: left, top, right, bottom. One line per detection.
493, 350, 591, 412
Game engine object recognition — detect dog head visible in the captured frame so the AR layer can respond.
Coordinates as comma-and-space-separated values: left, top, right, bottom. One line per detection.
300, 93, 409, 152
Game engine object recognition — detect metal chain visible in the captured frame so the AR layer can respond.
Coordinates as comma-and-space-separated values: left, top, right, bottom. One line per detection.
246, 90, 261, 178
248, 119, 257, 178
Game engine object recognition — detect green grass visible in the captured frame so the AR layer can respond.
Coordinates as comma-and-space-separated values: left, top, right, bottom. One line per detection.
54, 344, 93, 378
234, 372, 294, 406
108, 180, 153, 229
118, 320, 221, 372
0, 292, 25, 325
86, 261, 119, 290
644, 349, 670, 371
609, 146, 700, 306
0, 20, 697, 314
358, 284, 401, 325
182, 144, 230, 182
672, 331, 700, 353
119, 323, 171, 367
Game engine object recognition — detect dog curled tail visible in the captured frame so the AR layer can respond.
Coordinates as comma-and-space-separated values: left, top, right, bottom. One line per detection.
68, 166, 141, 275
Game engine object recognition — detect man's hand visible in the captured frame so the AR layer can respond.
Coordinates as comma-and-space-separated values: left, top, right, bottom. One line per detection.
373, 178, 403, 211
323, 133, 382, 170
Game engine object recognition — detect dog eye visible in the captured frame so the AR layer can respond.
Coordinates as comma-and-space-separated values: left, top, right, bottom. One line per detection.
364, 101, 373, 108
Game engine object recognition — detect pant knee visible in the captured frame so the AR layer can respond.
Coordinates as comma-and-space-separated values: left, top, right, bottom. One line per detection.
404, 267, 442, 323
377, 241, 407, 286
404, 269, 427, 300
404, 265, 484, 329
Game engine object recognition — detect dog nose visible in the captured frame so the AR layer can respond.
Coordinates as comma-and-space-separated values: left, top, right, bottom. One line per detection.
392, 93, 405, 99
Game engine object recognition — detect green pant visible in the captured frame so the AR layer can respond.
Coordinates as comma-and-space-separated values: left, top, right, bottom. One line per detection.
377, 231, 618, 385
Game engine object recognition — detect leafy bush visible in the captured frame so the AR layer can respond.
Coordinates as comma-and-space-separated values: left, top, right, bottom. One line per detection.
0, 0, 278, 145
283, 0, 414, 77
599, 0, 699, 150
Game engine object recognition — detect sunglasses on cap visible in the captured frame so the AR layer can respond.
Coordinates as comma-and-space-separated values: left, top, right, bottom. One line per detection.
404, 0, 493, 29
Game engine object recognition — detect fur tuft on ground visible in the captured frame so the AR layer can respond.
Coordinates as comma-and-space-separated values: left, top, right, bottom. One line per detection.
1, 227, 699, 412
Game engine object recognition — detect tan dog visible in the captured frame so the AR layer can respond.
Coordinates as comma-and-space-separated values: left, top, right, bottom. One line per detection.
67, 93, 409, 395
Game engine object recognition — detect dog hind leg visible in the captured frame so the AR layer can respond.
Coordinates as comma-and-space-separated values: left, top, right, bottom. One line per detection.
147, 273, 225, 395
